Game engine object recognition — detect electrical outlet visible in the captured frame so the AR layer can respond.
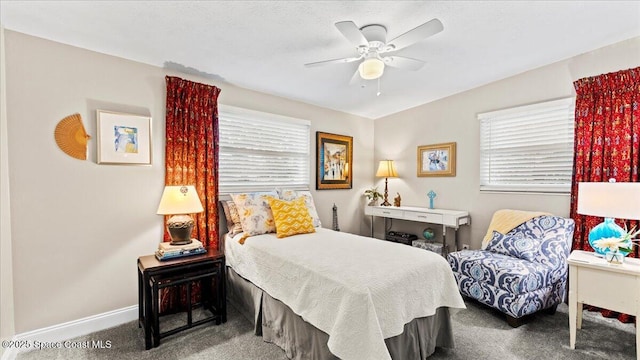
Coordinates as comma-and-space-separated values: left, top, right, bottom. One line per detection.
462, 244, 470, 250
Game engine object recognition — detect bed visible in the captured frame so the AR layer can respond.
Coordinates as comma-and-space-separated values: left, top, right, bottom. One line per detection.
223, 227, 465, 360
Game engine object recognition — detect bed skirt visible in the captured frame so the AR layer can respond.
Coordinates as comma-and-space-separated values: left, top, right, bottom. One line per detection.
227, 266, 455, 360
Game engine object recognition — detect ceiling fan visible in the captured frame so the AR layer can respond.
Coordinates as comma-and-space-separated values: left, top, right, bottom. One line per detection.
305, 19, 444, 83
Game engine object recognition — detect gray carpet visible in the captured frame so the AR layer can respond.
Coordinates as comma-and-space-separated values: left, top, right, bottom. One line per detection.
16, 299, 636, 360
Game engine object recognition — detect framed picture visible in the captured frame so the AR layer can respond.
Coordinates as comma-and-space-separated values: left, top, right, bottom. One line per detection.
316, 132, 353, 190
417, 142, 456, 177
97, 110, 152, 165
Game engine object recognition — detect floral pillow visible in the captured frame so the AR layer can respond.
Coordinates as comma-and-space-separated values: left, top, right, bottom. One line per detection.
277, 189, 322, 228
230, 191, 279, 236
221, 200, 244, 236
485, 230, 541, 262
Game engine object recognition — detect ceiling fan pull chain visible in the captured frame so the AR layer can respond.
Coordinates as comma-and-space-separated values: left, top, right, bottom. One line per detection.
377, 77, 382, 96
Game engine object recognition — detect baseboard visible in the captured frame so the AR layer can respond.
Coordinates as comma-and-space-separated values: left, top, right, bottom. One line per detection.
0, 347, 17, 360
1, 305, 137, 360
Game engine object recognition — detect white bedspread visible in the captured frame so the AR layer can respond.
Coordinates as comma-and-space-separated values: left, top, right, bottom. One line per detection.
225, 228, 465, 360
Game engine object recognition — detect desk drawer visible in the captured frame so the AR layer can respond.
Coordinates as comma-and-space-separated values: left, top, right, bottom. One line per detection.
575, 267, 637, 315
369, 207, 404, 218
404, 211, 442, 223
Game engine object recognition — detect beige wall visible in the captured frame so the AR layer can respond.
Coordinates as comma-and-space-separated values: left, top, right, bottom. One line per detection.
4, 30, 373, 333
373, 36, 640, 249
1, 26, 16, 354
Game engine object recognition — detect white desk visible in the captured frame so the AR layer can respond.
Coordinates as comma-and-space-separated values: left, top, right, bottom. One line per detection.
364, 205, 470, 255
568, 250, 640, 359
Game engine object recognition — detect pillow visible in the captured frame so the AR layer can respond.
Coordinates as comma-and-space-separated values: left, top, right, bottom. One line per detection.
230, 191, 278, 236
221, 200, 243, 236
267, 197, 316, 238
277, 189, 322, 227
485, 231, 540, 262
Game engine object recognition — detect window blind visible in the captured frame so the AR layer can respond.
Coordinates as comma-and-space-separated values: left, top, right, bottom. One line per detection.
218, 105, 310, 193
479, 97, 575, 193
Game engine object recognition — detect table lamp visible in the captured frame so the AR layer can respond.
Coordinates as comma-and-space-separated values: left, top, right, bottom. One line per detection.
577, 180, 640, 255
157, 185, 204, 245
376, 160, 398, 207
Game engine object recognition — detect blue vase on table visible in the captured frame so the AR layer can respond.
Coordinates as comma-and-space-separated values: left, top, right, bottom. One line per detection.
422, 228, 435, 241
588, 218, 627, 256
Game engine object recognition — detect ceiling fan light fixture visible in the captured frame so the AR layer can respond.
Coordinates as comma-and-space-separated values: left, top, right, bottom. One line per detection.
358, 57, 385, 80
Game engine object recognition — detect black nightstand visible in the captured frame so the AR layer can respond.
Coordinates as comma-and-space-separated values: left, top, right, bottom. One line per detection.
137, 248, 226, 349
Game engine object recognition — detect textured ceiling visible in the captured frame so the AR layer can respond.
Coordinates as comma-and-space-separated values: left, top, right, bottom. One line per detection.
2, 1, 639, 119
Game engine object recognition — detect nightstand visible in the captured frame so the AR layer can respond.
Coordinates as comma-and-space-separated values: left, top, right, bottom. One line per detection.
568, 250, 640, 359
138, 248, 226, 349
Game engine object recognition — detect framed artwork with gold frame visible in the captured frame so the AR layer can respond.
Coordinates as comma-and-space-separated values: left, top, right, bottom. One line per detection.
417, 142, 456, 177
316, 132, 353, 190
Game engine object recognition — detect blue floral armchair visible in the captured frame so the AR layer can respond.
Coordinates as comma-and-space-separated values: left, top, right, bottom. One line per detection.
447, 214, 575, 327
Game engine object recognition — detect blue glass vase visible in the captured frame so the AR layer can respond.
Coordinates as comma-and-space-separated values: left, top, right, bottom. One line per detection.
422, 228, 435, 240
588, 218, 627, 256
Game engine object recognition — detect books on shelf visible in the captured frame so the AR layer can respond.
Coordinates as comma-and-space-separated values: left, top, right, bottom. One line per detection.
155, 239, 206, 261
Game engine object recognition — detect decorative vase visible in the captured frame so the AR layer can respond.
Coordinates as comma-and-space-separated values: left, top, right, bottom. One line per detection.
588, 218, 626, 255
368, 199, 379, 206
422, 228, 435, 241
605, 250, 625, 265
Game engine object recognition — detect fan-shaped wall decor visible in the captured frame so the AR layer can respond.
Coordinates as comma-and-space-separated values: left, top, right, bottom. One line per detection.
54, 113, 91, 160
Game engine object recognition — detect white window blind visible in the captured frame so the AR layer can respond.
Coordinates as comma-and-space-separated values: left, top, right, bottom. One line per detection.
479, 97, 575, 193
218, 105, 310, 193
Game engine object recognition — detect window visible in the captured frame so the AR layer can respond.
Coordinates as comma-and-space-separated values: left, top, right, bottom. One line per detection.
218, 105, 310, 193
479, 98, 575, 193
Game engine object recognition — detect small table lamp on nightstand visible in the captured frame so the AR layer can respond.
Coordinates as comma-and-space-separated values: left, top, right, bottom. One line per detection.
157, 185, 204, 245
376, 160, 398, 207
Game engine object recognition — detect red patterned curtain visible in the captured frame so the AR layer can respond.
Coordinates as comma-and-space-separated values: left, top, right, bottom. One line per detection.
161, 76, 221, 313
569, 67, 640, 322
164, 76, 221, 250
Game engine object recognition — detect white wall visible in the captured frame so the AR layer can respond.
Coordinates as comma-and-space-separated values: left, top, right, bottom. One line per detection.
4, 30, 373, 334
373, 36, 640, 249
1, 26, 16, 356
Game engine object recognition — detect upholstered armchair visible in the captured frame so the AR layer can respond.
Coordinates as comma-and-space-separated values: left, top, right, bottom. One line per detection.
447, 211, 575, 327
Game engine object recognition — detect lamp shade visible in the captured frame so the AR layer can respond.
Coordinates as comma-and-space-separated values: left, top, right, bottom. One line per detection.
376, 160, 398, 178
358, 58, 385, 80
577, 182, 640, 220
156, 185, 204, 215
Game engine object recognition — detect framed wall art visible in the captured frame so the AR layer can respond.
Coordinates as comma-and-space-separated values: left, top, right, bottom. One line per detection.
316, 132, 353, 190
97, 110, 152, 165
417, 142, 456, 177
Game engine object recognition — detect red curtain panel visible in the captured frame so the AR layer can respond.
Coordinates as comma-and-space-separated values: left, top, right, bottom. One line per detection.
162, 76, 221, 313
164, 75, 221, 250
570, 67, 640, 322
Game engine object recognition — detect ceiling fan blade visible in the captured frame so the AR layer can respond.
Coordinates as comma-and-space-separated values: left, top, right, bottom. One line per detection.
349, 67, 362, 85
386, 19, 443, 52
382, 56, 425, 71
335, 21, 369, 47
305, 56, 362, 68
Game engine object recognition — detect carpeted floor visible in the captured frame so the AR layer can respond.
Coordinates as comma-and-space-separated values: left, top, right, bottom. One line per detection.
16, 299, 636, 360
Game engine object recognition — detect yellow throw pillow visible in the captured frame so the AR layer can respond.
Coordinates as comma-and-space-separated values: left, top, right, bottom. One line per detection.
268, 197, 316, 238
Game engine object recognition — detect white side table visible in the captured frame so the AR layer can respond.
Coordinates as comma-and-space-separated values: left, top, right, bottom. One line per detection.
568, 250, 640, 359
364, 205, 470, 255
